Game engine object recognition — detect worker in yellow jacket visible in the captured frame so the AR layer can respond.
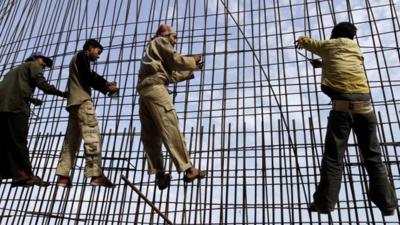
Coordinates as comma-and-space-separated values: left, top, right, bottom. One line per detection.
296, 22, 397, 216
137, 24, 206, 190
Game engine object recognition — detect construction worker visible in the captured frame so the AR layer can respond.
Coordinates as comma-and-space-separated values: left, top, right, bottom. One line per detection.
0, 52, 67, 187
55, 39, 118, 188
138, 24, 206, 190
295, 22, 397, 216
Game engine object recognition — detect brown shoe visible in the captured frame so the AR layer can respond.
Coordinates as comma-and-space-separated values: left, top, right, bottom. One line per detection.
156, 173, 171, 190
57, 176, 72, 188
183, 167, 207, 183
90, 175, 115, 188
12, 176, 49, 187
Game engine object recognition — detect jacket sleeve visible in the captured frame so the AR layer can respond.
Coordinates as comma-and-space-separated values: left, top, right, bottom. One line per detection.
29, 64, 65, 97
170, 70, 194, 83
297, 36, 326, 56
154, 38, 197, 72
75, 51, 109, 94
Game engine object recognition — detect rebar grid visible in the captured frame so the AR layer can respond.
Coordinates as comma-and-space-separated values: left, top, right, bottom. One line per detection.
0, 0, 399, 224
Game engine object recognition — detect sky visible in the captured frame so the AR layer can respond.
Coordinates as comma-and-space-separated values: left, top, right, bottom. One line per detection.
0, 0, 399, 224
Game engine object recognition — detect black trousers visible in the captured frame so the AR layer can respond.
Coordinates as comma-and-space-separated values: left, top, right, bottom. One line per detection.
0, 112, 33, 179
313, 110, 397, 210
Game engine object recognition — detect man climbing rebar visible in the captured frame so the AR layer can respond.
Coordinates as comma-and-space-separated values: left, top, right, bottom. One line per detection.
137, 24, 206, 190
55, 39, 118, 188
295, 22, 398, 216
0, 52, 67, 187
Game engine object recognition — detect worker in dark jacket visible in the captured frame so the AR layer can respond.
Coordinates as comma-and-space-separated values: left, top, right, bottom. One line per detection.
55, 39, 118, 188
0, 52, 67, 187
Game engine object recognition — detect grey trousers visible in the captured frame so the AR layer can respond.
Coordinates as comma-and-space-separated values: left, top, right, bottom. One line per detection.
313, 110, 397, 210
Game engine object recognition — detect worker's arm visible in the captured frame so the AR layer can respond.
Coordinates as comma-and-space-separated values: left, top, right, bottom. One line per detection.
28, 97, 43, 106
154, 38, 198, 72
30, 64, 67, 97
170, 70, 195, 83
310, 59, 322, 68
295, 36, 326, 56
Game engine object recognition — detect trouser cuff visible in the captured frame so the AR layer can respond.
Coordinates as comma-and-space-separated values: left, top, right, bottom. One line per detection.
178, 162, 193, 173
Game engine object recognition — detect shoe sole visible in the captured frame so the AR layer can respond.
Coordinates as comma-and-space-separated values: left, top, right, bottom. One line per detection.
90, 182, 115, 188
381, 209, 395, 216
57, 183, 71, 188
309, 203, 333, 214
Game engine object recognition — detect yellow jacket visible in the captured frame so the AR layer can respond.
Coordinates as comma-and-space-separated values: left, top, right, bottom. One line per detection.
137, 37, 197, 91
297, 36, 370, 94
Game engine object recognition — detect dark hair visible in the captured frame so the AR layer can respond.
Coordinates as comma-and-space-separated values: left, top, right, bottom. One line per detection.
331, 22, 357, 39
83, 39, 104, 52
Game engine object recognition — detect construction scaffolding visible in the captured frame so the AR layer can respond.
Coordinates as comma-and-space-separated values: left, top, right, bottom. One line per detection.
0, 0, 399, 224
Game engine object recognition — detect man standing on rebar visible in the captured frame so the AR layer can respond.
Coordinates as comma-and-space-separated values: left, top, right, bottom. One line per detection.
55, 39, 118, 188
295, 22, 397, 216
137, 24, 206, 190
0, 52, 67, 187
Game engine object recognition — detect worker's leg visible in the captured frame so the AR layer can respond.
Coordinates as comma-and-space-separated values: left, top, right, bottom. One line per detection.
77, 101, 103, 177
139, 98, 164, 175
4, 113, 49, 187
313, 110, 352, 210
353, 112, 397, 213
7, 113, 34, 179
139, 85, 192, 173
56, 108, 82, 177
0, 112, 15, 179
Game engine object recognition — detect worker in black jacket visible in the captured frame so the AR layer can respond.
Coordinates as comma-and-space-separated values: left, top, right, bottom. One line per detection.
55, 39, 118, 188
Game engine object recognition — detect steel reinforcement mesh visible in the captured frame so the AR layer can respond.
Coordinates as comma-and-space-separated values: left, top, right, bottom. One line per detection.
0, 0, 399, 224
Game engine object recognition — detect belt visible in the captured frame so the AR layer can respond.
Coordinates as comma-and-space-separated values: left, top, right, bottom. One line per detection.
332, 100, 373, 114
137, 76, 168, 92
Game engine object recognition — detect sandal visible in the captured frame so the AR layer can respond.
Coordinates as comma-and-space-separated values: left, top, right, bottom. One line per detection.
156, 173, 171, 190
183, 170, 207, 183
